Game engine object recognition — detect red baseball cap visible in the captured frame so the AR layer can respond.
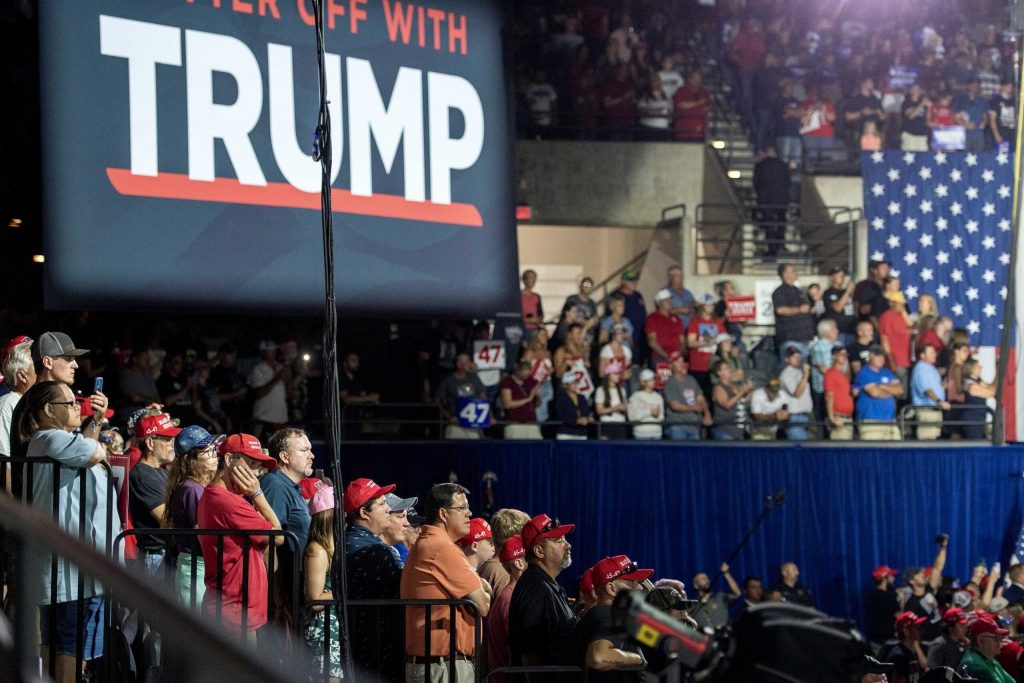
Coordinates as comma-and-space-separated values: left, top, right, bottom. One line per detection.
75, 395, 114, 420
590, 555, 654, 587
580, 571, 595, 597
2, 335, 31, 364
872, 565, 897, 582
299, 477, 325, 500
135, 413, 182, 438
942, 607, 968, 624
668, 350, 686, 363
457, 518, 493, 547
895, 611, 927, 632
499, 535, 525, 562
218, 433, 277, 470
520, 513, 574, 550
343, 478, 396, 514
968, 616, 1008, 638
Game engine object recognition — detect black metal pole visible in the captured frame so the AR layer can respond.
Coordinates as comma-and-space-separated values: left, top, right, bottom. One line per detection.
309, 0, 352, 677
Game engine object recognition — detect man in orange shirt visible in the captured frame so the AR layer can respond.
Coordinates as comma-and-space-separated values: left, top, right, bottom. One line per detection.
878, 291, 913, 386
823, 346, 855, 439
401, 482, 491, 682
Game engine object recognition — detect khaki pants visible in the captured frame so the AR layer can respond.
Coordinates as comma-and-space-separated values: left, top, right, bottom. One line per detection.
901, 132, 929, 151
445, 425, 481, 440
915, 407, 943, 440
829, 424, 854, 440
859, 422, 901, 441
406, 659, 474, 682
504, 424, 543, 440
751, 426, 777, 440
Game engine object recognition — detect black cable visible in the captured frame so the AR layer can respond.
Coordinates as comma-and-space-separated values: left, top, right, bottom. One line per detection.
309, 0, 353, 677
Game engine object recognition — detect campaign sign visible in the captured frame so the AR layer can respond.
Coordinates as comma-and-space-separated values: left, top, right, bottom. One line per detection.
725, 296, 756, 322
888, 65, 917, 90
40, 0, 516, 316
457, 397, 491, 428
567, 359, 594, 398
931, 126, 966, 151
473, 340, 506, 370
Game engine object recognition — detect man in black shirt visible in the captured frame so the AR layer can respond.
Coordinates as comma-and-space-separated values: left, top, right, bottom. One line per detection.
340, 353, 379, 405
509, 513, 577, 666
572, 555, 651, 681
823, 266, 858, 346
771, 562, 815, 608
865, 565, 900, 654
854, 260, 891, 324
885, 611, 928, 683
772, 264, 816, 361
129, 413, 181, 576
210, 343, 246, 433
844, 78, 884, 144
753, 147, 792, 258
902, 534, 949, 643
989, 80, 1017, 151
847, 321, 877, 376
901, 83, 932, 151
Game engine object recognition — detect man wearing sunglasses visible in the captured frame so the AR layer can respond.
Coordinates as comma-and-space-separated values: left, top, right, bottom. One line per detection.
509, 513, 577, 667
129, 413, 182, 575
573, 555, 652, 679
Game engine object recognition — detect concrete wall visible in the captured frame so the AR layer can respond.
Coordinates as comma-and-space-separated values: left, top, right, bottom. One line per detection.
516, 141, 705, 228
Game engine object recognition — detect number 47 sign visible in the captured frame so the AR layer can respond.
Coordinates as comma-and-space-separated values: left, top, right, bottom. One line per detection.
457, 397, 492, 429
473, 340, 506, 370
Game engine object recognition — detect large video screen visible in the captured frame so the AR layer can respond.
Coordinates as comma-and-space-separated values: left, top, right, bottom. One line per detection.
40, 0, 516, 316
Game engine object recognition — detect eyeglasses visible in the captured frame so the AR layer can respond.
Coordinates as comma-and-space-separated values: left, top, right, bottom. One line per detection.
444, 504, 472, 514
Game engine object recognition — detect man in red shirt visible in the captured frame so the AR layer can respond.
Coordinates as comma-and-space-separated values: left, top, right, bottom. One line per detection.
728, 18, 765, 128
673, 70, 711, 141
197, 433, 282, 639
645, 289, 686, 366
520, 270, 543, 331
917, 316, 952, 353
686, 294, 726, 394
823, 347, 855, 440
486, 535, 528, 682
879, 291, 913, 385
601, 63, 636, 140
500, 360, 541, 440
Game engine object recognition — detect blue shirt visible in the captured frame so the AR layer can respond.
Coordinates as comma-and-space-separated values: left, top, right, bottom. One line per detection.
911, 361, 945, 406
809, 338, 836, 393
260, 469, 310, 552
670, 287, 696, 329
853, 366, 899, 421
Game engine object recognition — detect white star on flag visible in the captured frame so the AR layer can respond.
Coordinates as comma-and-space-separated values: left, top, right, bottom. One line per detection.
888, 168, 901, 182
966, 288, 979, 300
984, 303, 997, 317
920, 200, 933, 213
951, 169, 963, 182
1000, 218, 1011, 231
982, 169, 995, 182
997, 151, 1009, 164
1001, 286, 1009, 299
966, 187, 979, 200
936, 184, 949, 197
921, 268, 934, 281
871, 250, 885, 262
966, 153, 978, 166
999, 185, 1012, 198
966, 220, 979, 233
951, 202, 963, 215
935, 152, 948, 164
982, 236, 996, 250
887, 235, 901, 248
903, 151, 915, 164
983, 269, 997, 283
1001, 253, 1011, 265
904, 217, 918, 231
872, 151, 885, 163
905, 285, 918, 299
952, 303, 964, 316
936, 217, 949, 231
872, 217, 885, 230
965, 253, 980, 267
888, 201, 901, 215
872, 183, 885, 197
904, 185, 917, 198
904, 251, 918, 265
919, 233, 933, 247
919, 167, 932, 180
937, 251, 950, 264
937, 284, 950, 298
952, 269, 964, 282
967, 321, 981, 334
983, 202, 996, 216
951, 235, 963, 249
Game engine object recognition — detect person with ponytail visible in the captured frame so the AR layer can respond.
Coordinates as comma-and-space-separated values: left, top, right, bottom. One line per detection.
20, 380, 117, 682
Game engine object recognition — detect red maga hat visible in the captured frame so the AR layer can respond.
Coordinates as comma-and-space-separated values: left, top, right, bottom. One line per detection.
590, 555, 654, 587
457, 518, 493, 548
499, 535, 525, 562
343, 478, 395, 514
520, 514, 575, 549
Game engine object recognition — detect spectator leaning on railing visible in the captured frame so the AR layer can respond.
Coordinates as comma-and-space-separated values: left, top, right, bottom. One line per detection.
824, 346, 855, 440
663, 352, 712, 441
853, 346, 903, 441
750, 378, 788, 441
910, 344, 949, 441
628, 369, 664, 441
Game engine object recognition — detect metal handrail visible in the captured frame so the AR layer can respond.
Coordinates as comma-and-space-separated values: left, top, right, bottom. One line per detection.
0, 493, 302, 683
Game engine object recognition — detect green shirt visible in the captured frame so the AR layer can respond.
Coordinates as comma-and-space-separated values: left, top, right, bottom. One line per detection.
959, 648, 1016, 683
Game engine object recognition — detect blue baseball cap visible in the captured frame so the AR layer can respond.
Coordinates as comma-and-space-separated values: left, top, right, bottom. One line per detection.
174, 425, 222, 456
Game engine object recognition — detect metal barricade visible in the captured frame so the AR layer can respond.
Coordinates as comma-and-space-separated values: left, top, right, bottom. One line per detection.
1, 455, 117, 680
341, 403, 446, 440
899, 403, 996, 441
298, 597, 484, 682
112, 527, 300, 642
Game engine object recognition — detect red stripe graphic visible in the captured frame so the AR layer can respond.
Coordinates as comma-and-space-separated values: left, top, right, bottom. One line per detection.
106, 168, 484, 227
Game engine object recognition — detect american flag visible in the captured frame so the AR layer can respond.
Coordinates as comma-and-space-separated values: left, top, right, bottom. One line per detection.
861, 150, 1013, 346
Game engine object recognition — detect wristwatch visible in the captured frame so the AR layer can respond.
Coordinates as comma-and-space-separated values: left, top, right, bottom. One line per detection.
244, 489, 264, 503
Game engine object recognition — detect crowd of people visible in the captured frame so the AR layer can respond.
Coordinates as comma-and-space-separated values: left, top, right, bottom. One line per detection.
512, 0, 1017, 170
507, 261, 994, 442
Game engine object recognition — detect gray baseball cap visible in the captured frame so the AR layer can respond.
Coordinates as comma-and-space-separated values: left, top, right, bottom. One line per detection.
32, 331, 89, 361
385, 493, 419, 512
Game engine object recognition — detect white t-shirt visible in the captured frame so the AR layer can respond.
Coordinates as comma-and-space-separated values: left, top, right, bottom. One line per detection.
628, 390, 664, 439
247, 361, 288, 423
599, 344, 633, 376
779, 366, 813, 414
750, 388, 786, 417
659, 70, 684, 99
526, 83, 558, 126
0, 390, 23, 456
593, 386, 627, 422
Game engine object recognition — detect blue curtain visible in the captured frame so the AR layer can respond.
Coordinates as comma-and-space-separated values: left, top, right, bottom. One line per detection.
333, 442, 1024, 630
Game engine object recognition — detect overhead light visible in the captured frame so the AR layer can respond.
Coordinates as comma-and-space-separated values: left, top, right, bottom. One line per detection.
711, 140, 726, 149
8, 218, 22, 227
727, 170, 742, 179
32, 254, 45, 263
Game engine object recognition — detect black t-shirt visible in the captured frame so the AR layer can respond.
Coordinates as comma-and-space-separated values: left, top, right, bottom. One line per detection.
990, 93, 1017, 142
773, 582, 815, 608
823, 286, 857, 334
847, 341, 873, 371
571, 604, 642, 683
864, 588, 900, 643
772, 284, 816, 345
129, 462, 169, 553
340, 370, 367, 399
905, 589, 942, 642
902, 95, 930, 136
854, 280, 888, 320
509, 564, 578, 666
846, 92, 884, 126
885, 642, 924, 682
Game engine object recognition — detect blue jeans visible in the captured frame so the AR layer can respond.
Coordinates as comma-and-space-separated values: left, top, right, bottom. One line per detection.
786, 413, 810, 441
712, 427, 739, 441
665, 424, 702, 441
777, 136, 802, 166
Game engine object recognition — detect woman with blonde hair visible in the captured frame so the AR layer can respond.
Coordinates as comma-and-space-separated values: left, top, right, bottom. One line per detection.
163, 425, 221, 608
304, 486, 341, 681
